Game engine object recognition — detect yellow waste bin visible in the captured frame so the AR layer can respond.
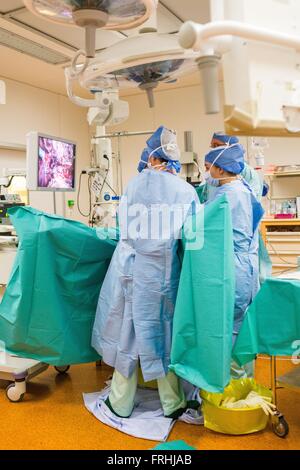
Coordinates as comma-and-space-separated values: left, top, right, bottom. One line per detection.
201, 379, 273, 435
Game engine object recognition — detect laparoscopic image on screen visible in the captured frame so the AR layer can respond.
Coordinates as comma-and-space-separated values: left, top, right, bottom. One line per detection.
38, 137, 75, 190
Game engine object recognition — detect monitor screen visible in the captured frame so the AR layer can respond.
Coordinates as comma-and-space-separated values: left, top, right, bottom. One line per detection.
37, 136, 76, 190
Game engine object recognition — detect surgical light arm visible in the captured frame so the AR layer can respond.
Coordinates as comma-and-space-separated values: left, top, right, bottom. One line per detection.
65, 58, 129, 126
179, 20, 300, 119
65, 60, 111, 110
179, 21, 300, 52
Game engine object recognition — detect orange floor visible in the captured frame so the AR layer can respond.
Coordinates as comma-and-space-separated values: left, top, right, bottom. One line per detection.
0, 357, 299, 450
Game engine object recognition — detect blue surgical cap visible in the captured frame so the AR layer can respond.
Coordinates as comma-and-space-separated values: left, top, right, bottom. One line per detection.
212, 133, 239, 145
147, 126, 180, 161
138, 147, 150, 173
147, 126, 165, 153
205, 143, 245, 174
146, 126, 181, 173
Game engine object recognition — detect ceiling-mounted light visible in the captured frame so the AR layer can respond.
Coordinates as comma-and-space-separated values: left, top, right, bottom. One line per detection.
23, 0, 157, 58
77, 33, 199, 107
197, 55, 221, 114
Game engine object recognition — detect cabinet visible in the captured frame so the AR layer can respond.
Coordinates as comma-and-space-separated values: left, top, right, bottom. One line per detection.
261, 219, 300, 275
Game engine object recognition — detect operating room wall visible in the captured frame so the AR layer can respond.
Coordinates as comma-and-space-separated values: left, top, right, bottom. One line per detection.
111, 83, 300, 192
0, 149, 25, 171
0, 77, 90, 222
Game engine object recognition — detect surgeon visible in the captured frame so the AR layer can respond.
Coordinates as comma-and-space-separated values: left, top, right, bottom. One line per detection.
92, 126, 202, 423
204, 141, 264, 379
198, 132, 263, 203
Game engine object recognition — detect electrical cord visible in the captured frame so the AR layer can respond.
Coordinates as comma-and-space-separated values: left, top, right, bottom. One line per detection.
98, 155, 118, 197
98, 155, 110, 199
102, 179, 118, 196
77, 171, 91, 218
267, 240, 299, 266
88, 175, 92, 223
79, 155, 119, 225
275, 266, 299, 276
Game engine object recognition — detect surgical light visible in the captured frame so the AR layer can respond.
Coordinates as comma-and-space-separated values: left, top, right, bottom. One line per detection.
23, 0, 157, 58
77, 32, 199, 108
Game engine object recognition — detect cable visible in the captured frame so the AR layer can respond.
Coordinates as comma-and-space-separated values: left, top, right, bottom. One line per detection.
77, 172, 91, 218
102, 179, 118, 196
267, 240, 298, 266
275, 266, 299, 276
98, 156, 110, 199
88, 175, 93, 224
98, 155, 118, 197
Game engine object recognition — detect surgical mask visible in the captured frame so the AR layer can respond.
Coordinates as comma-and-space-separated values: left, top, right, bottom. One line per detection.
147, 161, 167, 171
203, 171, 220, 187
205, 143, 239, 185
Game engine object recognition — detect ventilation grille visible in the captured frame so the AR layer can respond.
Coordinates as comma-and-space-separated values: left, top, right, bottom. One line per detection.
0, 27, 70, 65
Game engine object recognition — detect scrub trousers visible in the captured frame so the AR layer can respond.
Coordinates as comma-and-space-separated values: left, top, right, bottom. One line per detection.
108, 366, 187, 418
231, 332, 255, 379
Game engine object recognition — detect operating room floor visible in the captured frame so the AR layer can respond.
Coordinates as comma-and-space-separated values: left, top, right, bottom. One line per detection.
0, 358, 299, 450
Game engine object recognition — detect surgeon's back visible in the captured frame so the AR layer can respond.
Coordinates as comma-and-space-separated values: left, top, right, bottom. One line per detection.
118, 169, 198, 245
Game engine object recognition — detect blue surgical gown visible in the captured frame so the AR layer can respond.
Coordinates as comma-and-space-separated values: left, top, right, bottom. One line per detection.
207, 179, 264, 338
92, 169, 199, 382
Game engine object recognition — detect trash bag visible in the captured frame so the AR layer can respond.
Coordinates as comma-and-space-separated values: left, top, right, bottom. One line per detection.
201, 378, 273, 435
170, 194, 235, 393
0, 206, 117, 366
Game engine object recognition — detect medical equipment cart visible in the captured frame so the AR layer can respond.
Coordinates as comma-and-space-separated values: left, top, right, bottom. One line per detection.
270, 356, 300, 438
0, 354, 49, 402
0, 354, 70, 402
233, 270, 300, 438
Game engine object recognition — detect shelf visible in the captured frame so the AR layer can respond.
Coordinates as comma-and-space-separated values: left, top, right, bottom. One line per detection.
262, 219, 300, 224
266, 172, 300, 177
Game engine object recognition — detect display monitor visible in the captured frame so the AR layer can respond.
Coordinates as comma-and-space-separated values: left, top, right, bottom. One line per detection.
26, 132, 76, 191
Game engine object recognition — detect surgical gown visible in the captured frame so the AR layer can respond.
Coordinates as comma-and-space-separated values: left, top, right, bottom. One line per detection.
207, 179, 264, 338
92, 169, 199, 382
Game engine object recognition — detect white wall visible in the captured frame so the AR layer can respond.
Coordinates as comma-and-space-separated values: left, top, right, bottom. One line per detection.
0, 149, 25, 170
112, 84, 225, 188
111, 83, 300, 194
1, 76, 300, 216
0, 77, 91, 222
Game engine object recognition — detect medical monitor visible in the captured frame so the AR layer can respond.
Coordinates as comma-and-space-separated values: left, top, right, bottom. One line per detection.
26, 132, 76, 191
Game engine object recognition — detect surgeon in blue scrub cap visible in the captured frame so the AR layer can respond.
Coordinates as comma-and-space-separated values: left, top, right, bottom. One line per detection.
211, 132, 239, 148
204, 142, 264, 379
204, 133, 263, 200
138, 126, 182, 174
92, 126, 202, 425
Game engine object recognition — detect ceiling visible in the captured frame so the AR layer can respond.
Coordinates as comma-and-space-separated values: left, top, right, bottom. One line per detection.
0, 1, 211, 96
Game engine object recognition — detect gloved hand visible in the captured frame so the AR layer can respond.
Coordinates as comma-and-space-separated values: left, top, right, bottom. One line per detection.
222, 392, 277, 416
